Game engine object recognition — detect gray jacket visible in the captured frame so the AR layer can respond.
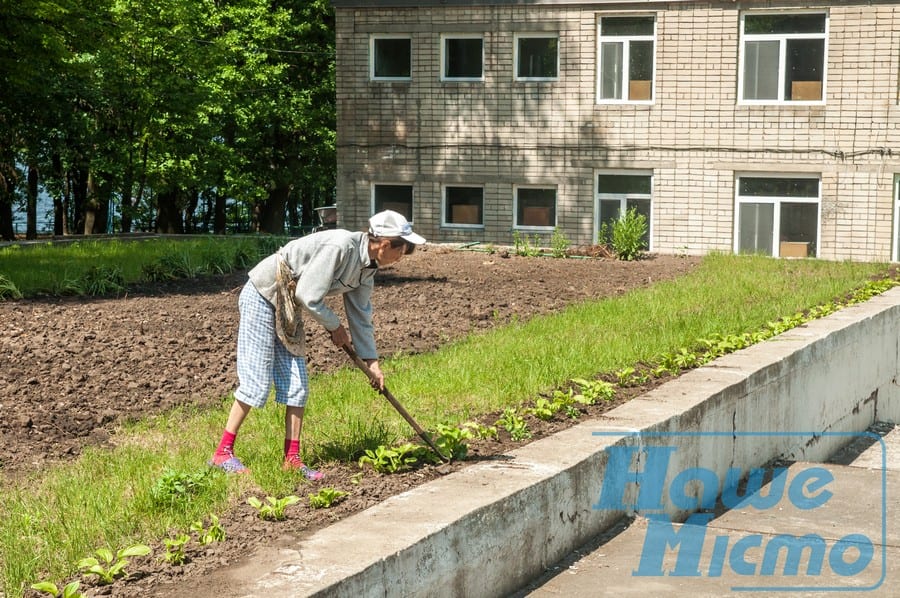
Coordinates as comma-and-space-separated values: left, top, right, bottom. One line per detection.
248, 230, 378, 359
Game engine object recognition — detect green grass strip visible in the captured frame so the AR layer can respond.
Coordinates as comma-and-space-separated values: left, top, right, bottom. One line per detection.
1, 253, 892, 597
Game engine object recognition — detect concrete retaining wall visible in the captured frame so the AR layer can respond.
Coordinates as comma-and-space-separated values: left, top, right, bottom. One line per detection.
235, 287, 900, 597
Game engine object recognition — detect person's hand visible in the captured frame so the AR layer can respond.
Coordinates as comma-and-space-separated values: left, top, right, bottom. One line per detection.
365, 359, 385, 391
329, 325, 351, 349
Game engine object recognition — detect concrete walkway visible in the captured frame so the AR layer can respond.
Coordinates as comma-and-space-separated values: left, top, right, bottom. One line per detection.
516, 426, 900, 597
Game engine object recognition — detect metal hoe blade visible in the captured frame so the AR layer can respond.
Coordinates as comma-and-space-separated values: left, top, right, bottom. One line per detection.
342, 344, 451, 463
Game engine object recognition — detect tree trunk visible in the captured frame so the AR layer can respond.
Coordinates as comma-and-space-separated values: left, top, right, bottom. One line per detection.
72, 166, 88, 235
26, 165, 38, 239
156, 188, 184, 234
258, 184, 289, 234
184, 188, 199, 233
214, 189, 226, 235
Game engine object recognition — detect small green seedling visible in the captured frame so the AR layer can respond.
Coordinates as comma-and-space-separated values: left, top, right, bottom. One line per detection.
433, 423, 472, 460
526, 398, 559, 421
163, 534, 190, 565
358, 443, 426, 473
151, 467, 214, 507
247, 495, 300, 521
462, 420, 498, 439
571, 378, 615, 404
496, 408, 531, 441
77, 544, 152, 584
30, 581, 83, 598
190, 514, 226, 545
308, 487, 349, 509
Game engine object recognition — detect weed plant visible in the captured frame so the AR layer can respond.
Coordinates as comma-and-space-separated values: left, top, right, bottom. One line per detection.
0, 253, 893, 597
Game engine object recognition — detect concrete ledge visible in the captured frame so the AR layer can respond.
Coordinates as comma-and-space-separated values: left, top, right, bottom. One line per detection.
233, 287, 900, 597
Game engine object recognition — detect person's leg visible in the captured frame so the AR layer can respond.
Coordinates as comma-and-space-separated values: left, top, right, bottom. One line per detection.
210, 283, 275, 473
274, 342, 322, 479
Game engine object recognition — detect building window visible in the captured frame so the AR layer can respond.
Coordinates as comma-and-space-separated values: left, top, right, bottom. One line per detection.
596, 172, 652, 249
597, 15, 655, 102
515, 187, 556, 229
373, 184, 414, 221
893, 176, 900, 261
441, 34, 484, 81
739, 13, 827, 103
735, 176, 819, 257
371, 35, 412, 80
515, 34, 559, 80
443, 186, 484, 227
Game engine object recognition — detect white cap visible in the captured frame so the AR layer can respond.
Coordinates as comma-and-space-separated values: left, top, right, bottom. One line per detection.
368, 210, 426, 245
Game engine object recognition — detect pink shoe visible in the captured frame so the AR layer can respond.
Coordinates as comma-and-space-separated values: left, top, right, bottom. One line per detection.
208, 449, 250, 474
282, 454, 324, 480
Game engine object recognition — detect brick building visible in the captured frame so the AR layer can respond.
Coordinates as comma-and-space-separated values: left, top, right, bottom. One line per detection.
332, 0, 900, 261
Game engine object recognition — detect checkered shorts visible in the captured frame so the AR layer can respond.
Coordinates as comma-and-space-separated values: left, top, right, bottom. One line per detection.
234, 282, 309, 408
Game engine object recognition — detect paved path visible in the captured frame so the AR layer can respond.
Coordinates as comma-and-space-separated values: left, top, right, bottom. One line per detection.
516, 425, 899, 597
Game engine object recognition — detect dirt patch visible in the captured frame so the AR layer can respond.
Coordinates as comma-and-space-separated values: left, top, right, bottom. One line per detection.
1, 245, 701, 596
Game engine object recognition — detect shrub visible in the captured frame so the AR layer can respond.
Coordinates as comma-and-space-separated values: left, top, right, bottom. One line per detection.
610, 208, 648, 261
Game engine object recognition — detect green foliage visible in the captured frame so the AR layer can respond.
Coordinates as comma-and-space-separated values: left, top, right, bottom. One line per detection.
150, 468, 215, 508
0, 274, 23, 299
525, 398, 559, 421
610, 208, 648, 261
308, 487, 349, 509
62, 265, 126, 296
462, 421, 499, 440
162, 534, 190, 565
513, 230, 543, 257
570, 378, 616, 404
190, 515, 226, 545
247, 495, 301, 521
29, 581, 83, 598
550, 228, 571, 258
358, 443, 427, 473
77, 544, 151, 585
496, 408, 531, 441
432, 423, 471, 460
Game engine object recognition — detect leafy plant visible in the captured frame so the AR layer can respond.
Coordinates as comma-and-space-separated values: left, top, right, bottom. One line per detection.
462, 420, 499, 440
571, 378, 616, 404
358, 443, 426, 473
77, 544, 152, 584
247, 495, 301, 521
610, 208, 648, 261
190, 514, 226, 545
308, 487, 349, 509
550, 227, 570, 258
513, 230, 543, 257
63, 265, 126, 296
433, 423, 472, 460
0, 274, 23, 300
30, 581, 84, 598
162, 534, 190, 565
150, 468, 214, 507
526, 398, 559, 421
496, 408, 531, 441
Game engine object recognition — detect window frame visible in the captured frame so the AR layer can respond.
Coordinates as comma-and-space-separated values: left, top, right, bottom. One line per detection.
513, 185, 557, 231
371, 183, 415, 222
440, 33, 485, 82
893, 175, 900, 262
594, 169, 653, 250
596, 14, 657, 104
738, 11, 828, 105
514, 33, 560, 82
733, 173, 821, 258
370, 34, 413, 82
442, 185, 485, 229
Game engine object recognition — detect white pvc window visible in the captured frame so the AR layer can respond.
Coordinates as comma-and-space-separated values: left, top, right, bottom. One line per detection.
597, 15, 655, 103
893, 176, 900, 261
735, 175, 820, 257
515, 34, 559, 81
441, 34, 484, 81
514, 186, 556, 230
443, 186, 484, 227
372, 184, 414, 222
370, 35, 412, 81
596, 171, 652, 250
739, 12, 827, 103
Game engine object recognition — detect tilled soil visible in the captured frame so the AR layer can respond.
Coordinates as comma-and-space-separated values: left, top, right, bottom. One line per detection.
1, 245, 701, 596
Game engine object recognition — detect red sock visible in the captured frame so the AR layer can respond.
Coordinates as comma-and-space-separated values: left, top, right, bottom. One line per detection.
214, 431, 237, 463
285, 439, 300, 459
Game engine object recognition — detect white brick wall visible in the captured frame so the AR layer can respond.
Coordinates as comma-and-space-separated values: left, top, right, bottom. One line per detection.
335, 2, 900, 261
